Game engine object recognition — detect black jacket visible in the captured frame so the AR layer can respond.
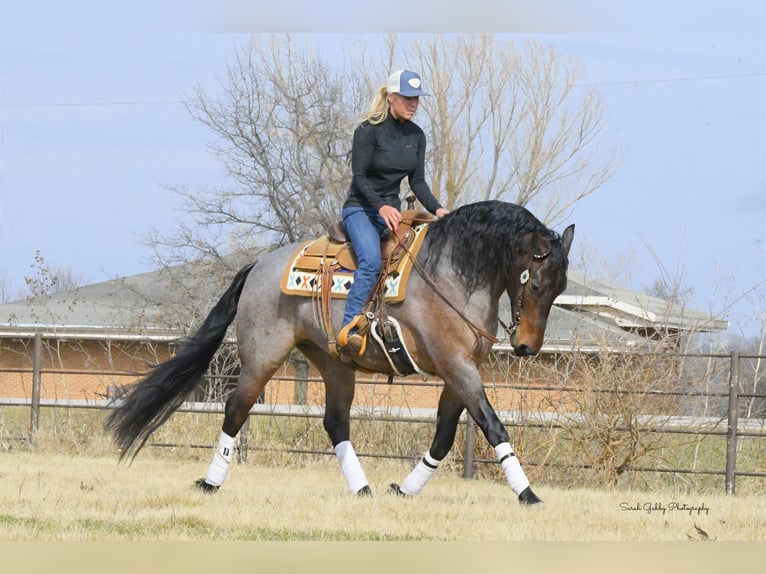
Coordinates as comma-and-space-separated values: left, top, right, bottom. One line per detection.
343, 114, 442, 213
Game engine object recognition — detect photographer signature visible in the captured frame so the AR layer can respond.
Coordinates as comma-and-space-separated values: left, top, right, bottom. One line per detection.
619, 501, 710, 515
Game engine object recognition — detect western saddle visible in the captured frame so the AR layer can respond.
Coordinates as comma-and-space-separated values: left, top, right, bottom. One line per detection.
286, 208, 433, 359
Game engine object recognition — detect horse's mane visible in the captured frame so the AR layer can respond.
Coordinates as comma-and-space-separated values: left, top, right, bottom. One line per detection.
421, 201, 563, 294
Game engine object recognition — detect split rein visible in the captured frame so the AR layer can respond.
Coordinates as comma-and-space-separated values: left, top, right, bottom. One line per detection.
390, 220, 552, 347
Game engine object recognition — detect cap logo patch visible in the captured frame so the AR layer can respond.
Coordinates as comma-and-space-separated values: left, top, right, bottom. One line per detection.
408, 78, 421, 89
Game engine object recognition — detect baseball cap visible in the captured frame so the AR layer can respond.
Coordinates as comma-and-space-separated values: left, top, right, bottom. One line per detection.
386, 69, 428, 97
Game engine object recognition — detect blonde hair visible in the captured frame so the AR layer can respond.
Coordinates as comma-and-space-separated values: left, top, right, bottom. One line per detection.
363, 85, 390, 125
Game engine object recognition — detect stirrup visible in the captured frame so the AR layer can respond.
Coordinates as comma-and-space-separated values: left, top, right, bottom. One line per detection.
338, 315, 368, 355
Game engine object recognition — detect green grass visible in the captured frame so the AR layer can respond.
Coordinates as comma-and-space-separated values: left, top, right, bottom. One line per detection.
0, 513, 415, 541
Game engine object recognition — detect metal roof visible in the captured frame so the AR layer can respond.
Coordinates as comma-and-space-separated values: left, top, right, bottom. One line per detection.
556, 270, 729, 334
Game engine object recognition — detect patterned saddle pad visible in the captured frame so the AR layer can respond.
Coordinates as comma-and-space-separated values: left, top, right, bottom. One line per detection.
280, 211, 431, 303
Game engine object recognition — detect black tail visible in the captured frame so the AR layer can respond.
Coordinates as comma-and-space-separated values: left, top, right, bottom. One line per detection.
104, 263, 255, 461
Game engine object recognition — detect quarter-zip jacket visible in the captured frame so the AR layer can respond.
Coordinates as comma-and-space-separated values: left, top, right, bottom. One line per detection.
343, 113, 442, 214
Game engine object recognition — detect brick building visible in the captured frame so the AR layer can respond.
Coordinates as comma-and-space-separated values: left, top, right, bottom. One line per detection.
0, 257, 728, 411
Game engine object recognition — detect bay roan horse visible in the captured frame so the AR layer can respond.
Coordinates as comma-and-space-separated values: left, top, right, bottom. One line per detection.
106, 200, 574, 506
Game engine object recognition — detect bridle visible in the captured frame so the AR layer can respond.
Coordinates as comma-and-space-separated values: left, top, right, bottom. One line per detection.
391, 225, 555, 347
498, 250, 551, 339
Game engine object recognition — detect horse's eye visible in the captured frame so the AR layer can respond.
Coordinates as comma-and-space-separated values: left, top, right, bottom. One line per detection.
530, 281, 541, 294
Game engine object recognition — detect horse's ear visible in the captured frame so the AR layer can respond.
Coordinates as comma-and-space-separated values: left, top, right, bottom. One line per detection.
561, 224, 575, 256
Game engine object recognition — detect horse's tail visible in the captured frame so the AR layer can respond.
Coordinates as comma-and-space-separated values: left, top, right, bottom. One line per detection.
104, 262, 255, 461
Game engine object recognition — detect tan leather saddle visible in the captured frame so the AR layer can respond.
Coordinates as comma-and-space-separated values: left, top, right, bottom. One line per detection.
280, 209, 433, 358
290, 209, 431, 275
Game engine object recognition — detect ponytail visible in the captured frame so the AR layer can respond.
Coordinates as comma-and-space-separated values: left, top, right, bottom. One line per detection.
363, 85, 389, 125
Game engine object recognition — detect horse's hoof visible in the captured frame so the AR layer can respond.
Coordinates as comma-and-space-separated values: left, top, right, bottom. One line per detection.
387, 483, 409, 497
195, 478, 220, 493
518, 486, 543, 506
355, 485, 373, 497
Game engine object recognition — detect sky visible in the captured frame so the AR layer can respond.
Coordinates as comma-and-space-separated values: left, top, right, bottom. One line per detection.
1, 1, 765, 340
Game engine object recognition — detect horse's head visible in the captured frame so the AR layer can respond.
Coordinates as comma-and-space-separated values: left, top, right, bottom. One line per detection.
507, 223, 575, 356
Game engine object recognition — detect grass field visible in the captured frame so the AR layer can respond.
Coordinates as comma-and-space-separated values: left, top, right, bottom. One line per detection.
1, 449, 764, 542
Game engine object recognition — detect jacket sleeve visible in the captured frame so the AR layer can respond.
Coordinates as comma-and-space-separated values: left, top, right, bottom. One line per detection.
350, 124, 386, 211
408, 131, 442, 214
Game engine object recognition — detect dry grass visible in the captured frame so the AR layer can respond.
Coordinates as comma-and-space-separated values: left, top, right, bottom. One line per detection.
1, 450, 764, 542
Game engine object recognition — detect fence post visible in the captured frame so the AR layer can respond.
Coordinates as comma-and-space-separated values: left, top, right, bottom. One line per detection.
462, 416, 476, 479
29, 332, 43, 442
725, 350, 740, 495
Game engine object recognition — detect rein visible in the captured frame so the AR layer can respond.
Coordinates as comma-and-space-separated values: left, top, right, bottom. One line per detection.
392, 222, 500, 345
382, 219, 556, 348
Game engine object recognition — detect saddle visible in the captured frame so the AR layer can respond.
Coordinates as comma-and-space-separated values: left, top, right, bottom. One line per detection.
280, 209, 433, 359
280, 209, 432, 301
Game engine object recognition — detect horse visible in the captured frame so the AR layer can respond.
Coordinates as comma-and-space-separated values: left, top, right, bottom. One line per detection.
105, 200, 574, 505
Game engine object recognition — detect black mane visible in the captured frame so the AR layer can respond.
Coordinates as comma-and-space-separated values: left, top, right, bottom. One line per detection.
420, 201, 560, 294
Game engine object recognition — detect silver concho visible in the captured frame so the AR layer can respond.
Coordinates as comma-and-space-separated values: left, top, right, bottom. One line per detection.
520, 269, 530, 285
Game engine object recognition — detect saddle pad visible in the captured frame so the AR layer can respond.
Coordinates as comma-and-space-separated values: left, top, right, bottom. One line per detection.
280, 221, 430, 302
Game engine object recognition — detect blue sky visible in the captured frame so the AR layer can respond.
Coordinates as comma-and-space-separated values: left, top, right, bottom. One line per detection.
1, 2, 765, 339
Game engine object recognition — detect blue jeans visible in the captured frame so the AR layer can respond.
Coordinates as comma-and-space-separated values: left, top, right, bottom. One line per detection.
341, 206, 389, 327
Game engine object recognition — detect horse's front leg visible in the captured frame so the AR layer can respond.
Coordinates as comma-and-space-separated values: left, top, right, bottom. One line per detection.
469, 392, 542, 505
438, 364, 542, 505
390, 383, 464, 496
459, 370, 542, 505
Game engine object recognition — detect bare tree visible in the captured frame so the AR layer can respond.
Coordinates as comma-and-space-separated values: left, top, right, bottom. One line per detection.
23, 250, 84, 298
2, 253, 84, 303
147, 34, 615, 267
646, 277, 694, 307
148, 35, 366, 269
413, 34, 617, 224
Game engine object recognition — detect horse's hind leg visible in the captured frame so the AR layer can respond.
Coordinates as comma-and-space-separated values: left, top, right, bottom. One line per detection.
196, 361, 281, 492
390, 384, 464, 496
299, 344, 371, 496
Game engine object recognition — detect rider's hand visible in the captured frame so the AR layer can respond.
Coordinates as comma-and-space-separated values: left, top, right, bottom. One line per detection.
435, 207, 450, 218
379, 205, 402, 232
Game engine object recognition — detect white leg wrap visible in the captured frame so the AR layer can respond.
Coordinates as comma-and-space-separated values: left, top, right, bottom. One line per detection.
334, 441, 369, 493
204, 431, 236, 487
400, 451, 441, 496
495, 442, 530, 496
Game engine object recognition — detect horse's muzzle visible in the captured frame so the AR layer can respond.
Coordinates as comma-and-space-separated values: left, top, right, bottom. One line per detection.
512, 343, 539, 357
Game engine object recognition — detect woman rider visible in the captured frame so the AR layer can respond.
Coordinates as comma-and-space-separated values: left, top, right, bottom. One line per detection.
340, 69, 449, 355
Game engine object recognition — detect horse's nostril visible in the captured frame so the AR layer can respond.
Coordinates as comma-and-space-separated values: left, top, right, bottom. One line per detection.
514, 344, 538, 357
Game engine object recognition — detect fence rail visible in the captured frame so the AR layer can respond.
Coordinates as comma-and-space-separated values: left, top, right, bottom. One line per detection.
2, 333, 765, 494
4, 395, 766, 485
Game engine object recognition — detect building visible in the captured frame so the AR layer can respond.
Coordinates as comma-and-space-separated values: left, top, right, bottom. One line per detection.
0, 256, 728, 410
